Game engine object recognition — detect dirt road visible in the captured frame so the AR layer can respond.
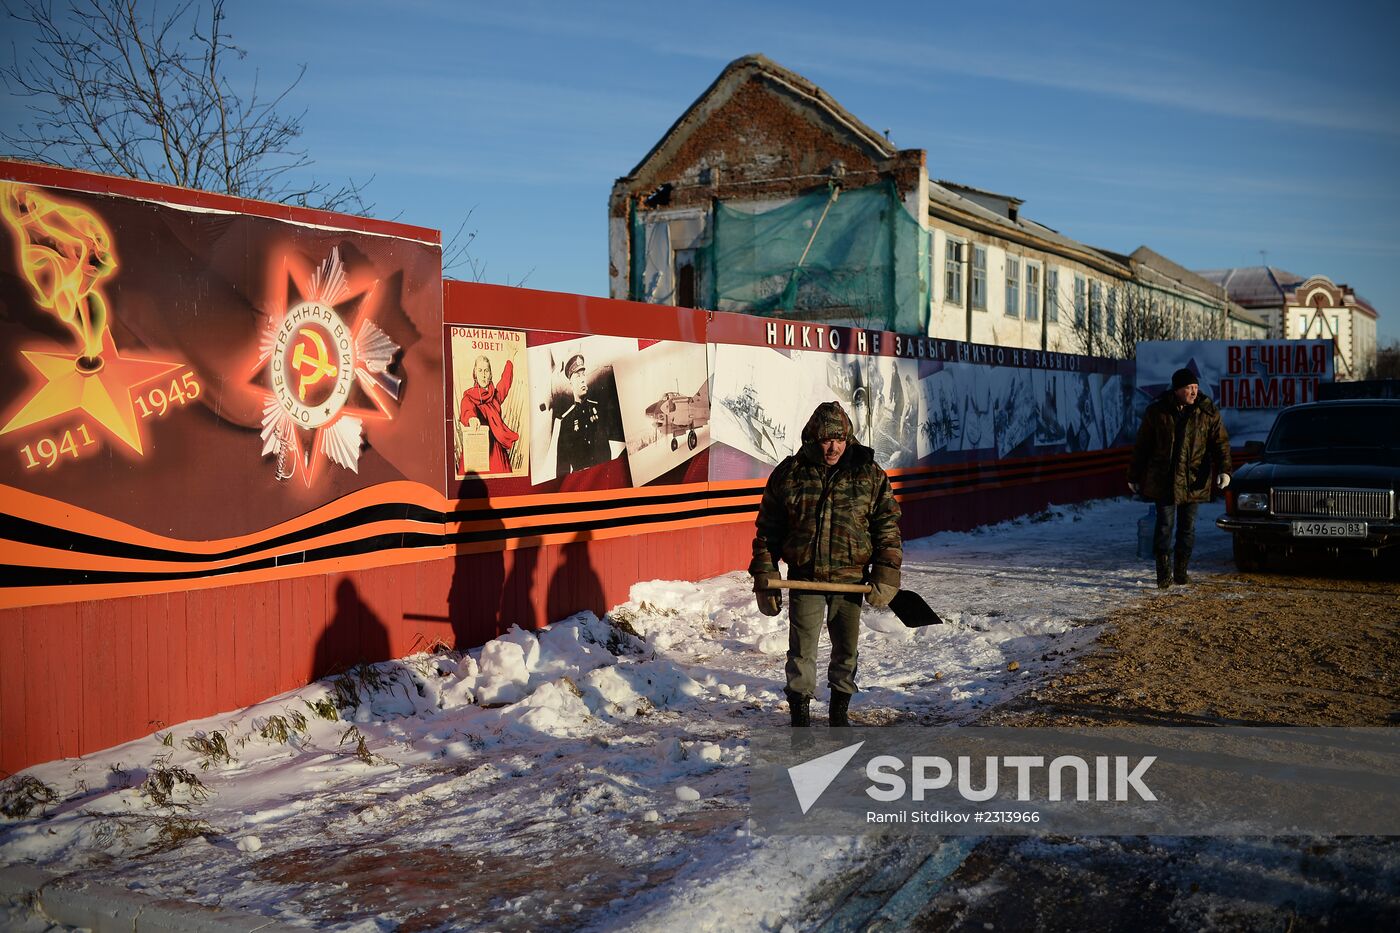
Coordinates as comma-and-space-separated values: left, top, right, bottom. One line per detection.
985, 564, 1399, 728
901, 562, 1400, 932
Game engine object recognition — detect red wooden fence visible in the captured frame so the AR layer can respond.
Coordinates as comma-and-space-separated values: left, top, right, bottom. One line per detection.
0, 162, 1128, 774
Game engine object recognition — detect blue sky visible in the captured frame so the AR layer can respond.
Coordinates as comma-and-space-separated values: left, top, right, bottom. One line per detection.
5, 0, 1398, 342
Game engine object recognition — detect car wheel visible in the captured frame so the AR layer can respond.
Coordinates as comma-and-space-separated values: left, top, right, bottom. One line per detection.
670, 437, 679, 451
688, 430, 698, 450
1232, 535, 1267, 572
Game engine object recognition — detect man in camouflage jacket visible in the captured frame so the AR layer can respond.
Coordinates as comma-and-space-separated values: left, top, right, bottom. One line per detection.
1129, 368, 1232, 588
750, 401, 903, 727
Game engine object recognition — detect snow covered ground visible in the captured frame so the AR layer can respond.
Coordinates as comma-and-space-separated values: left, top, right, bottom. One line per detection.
0, 497, 1238, 931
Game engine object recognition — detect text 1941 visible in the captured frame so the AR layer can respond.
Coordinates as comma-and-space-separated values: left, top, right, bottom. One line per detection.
20, 423, 96, 470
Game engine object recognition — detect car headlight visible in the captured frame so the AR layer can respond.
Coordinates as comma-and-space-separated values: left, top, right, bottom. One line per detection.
1236, 492, 1269, 512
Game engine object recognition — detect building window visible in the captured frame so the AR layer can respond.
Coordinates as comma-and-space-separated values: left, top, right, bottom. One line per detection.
675, 249, 697, 309
1089, 281, 1103, 334
1299, 311, 1342, 340
1025, 262, 1040, 321
972, 245, 987, 310
1005, 258, 1020, 318
1047, 268, 1059, 323
1106, 285, 1117, 337
1074, 274, 1087, 327
944, 238, 964, 307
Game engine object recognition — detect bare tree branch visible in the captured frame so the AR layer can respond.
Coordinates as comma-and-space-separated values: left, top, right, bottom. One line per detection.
1060, 279, 1219, 360
1372, 340, 1400, 380
442, 211, 484, 282
441, 208, 530, 287
2, 0, 371, 213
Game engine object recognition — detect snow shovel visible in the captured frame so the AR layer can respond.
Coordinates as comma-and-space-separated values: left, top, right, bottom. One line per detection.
766, 579, 943, 628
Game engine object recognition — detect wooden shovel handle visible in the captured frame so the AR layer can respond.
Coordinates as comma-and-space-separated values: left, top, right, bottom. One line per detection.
766, 580, 872, 594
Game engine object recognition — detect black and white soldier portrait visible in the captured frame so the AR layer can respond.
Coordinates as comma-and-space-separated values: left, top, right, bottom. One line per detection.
527, 335, 631, 484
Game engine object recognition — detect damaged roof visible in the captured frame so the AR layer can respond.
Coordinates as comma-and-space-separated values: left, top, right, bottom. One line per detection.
620, 54, 895, 183
1196, 266, 1306, 306
928, 180, 1127, 277
620, 54, 1127, 275
1129, 247, 1229, 301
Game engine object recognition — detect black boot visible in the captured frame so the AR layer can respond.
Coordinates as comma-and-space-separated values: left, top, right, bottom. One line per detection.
1174, 549, 1191, 585
786, 690, 811, 727
1155, 554, 1172, 589
829, 691, 852, 728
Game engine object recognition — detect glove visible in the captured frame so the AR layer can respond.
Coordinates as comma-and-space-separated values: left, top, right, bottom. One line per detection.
1128, 482, 1140, 495
866, 564, 899, 609
867, 582, 897, 609
1217, 473, 1230, 489
753, 572, 782, 617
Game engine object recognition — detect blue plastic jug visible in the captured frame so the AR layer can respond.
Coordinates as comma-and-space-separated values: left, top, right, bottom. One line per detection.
1136, 504, 1156, 560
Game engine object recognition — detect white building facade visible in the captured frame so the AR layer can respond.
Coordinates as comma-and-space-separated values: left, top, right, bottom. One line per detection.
612, 56, 1247, 359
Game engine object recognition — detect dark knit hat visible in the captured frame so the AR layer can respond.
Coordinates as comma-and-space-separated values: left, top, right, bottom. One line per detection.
1171, 368, 1199, 390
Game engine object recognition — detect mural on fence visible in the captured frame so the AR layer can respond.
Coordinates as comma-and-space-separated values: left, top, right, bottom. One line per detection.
450, 326, 529, 478
709, 343, 799, 467
440, 312, 1137, 492
0, 176, 443, 549
614, 341, 712, 487
698, 317, 1136, 482
525, 335, 631, 484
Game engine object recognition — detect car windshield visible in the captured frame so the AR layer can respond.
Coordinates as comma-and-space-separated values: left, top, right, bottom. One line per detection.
1266, 407, 1400, 453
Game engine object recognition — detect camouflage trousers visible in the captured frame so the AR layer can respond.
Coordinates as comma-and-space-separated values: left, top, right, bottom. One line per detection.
785, 591, 861, 697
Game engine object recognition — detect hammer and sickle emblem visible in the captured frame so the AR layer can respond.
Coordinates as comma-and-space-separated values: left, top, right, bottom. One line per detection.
291, 329, 338, 400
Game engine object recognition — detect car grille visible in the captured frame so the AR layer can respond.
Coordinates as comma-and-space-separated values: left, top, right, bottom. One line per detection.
1271, 487, 1395, 520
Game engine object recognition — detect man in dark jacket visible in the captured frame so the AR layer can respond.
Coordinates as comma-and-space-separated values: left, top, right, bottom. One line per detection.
750, 401, 903, 727
555, 353, 611, 474
1129, 368, 1232, 587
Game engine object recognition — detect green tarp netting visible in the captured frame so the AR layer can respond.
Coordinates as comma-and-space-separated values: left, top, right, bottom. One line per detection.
703, 180, 929, 334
